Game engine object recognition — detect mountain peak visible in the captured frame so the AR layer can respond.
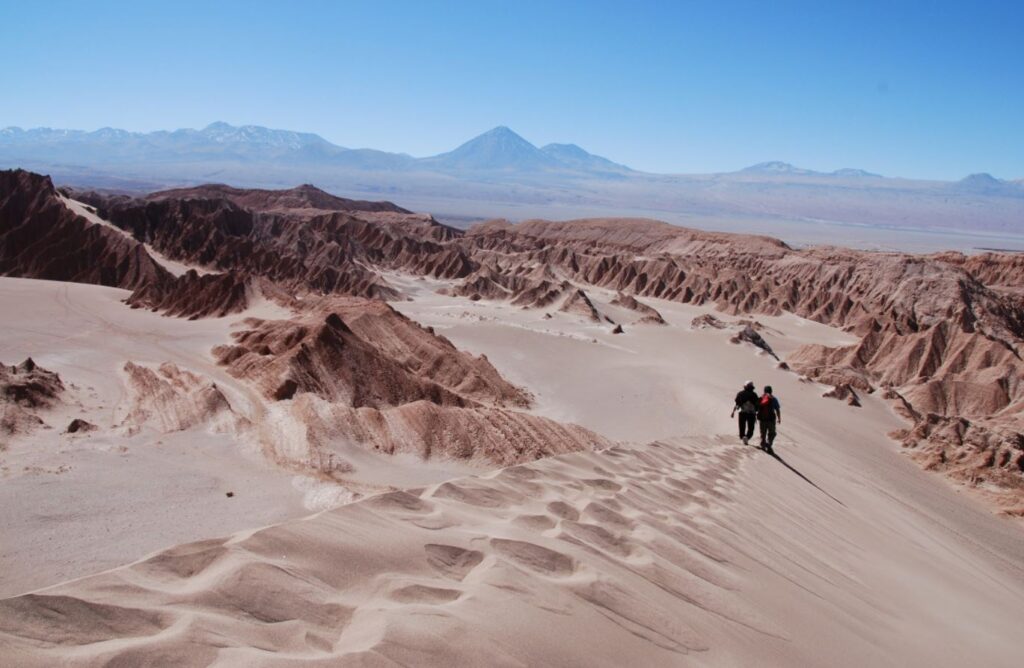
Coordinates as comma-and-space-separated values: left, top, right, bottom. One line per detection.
832, 167, 882, 178
953, 172, 1022, 196
474, 125, 533, 145
960, 172, 1000, 184
484, 125, 517, 135
741, 161, 815, 175
425, 126, 556, 171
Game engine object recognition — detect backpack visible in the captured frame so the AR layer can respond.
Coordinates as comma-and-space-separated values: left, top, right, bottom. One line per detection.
757, 394, 774, 420
737, 389, 757, 413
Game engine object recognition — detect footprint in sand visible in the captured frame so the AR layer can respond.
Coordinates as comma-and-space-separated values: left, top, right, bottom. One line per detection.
0, 595, 172, 646
410, 516, 460, 531
559, 521, 634, 558
388, 584, 462, 604
424, 544, 485, 581
513, 514, 557, 531
582, 478, 623, 493
432, 482, 519, 508
546, 501, 580, 521
582, 501, 636, 531
666, 478, 698, 493
496, 465, 540, 482
491, 538, 576, 577
366, 490, 433, 514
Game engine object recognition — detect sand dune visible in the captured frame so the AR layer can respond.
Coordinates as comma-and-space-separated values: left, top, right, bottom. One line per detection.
2, 432, 1022, 666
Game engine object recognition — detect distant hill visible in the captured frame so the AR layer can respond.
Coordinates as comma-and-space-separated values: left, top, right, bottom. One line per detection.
0, 122, 344, 162
740, 161, 819, 176
1, 121, 1022, 236
539, 143, 632, 174
739, 162, 883, 178
953, 172, 1022, 196
831, 167, 882, 178
146, 182, 411, 214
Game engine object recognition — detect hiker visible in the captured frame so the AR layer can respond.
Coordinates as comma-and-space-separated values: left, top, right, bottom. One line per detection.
757, 385, 782, 453
732, 380, 759, 445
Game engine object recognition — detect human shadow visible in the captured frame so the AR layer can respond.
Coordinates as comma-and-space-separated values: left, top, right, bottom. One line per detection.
767, 448, 846, 507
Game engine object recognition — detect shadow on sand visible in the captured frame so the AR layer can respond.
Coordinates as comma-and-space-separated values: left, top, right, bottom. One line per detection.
767, 448, 846, 507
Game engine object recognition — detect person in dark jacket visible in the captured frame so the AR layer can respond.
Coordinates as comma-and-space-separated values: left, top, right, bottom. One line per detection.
732, 380, 758, 444
757, 385, 782, 453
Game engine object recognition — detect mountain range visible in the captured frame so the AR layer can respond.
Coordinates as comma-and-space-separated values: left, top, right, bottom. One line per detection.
2, 122, 1022, 242
0, 123, 633, 175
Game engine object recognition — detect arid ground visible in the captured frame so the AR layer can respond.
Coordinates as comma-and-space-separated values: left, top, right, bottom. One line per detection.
1, 170, 1022, 666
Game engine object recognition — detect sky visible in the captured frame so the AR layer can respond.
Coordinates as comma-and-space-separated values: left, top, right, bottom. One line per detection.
1, 1, 1021, 180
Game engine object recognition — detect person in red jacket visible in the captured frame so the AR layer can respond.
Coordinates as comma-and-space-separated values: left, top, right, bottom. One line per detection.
757, 385, 782, 453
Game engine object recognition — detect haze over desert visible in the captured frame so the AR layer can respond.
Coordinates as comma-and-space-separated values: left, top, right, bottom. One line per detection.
2, 2, 1023, 666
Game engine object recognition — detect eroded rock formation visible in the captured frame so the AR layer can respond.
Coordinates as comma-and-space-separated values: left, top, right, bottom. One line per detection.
1, 358, 64, 440
4, 170, 1022, 507
120, 362, 236, 434
612, 291, 666, 324
1, 171, 172, 291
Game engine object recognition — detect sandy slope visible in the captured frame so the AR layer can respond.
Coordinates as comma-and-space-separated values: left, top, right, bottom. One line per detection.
1, 272, 1022, 664
2, 434, 1021, 666
0, 278, 473, 597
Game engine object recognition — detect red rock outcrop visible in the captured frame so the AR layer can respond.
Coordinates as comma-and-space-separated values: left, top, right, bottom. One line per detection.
691, 314, 727, 329
1, 358, 64, 440
559, 288, 603, 322
210, 298, 604, 474
65, 418, 97, 434
611, 291, 666, 324
214, 298, 528, 409
126, 270, 252, 319
822, 383, 862, 407
730, 324, 779, 360
120, 362, 236, 434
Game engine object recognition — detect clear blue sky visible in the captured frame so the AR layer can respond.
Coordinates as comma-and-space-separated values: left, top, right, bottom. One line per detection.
1, 0, 1021, 179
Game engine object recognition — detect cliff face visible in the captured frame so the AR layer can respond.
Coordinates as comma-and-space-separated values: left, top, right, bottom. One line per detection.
0, 170, 172, 290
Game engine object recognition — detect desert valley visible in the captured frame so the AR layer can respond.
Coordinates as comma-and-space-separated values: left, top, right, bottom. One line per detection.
0, 167, 1022, 665
5, 2, 1024, 664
